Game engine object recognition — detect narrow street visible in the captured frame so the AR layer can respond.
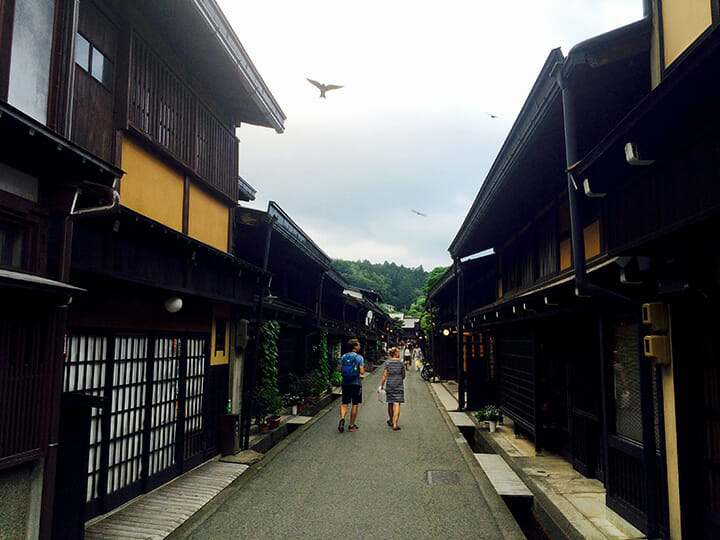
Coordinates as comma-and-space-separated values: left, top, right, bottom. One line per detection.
176, 364, 522, 539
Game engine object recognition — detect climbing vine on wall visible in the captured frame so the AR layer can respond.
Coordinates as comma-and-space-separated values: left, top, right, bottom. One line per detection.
308, 329, 331, 396
258, 320, 280, 388
254, 320, 283, 423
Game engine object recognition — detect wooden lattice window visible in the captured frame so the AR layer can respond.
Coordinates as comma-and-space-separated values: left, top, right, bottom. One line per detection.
129, 36, 237, 200
0, 308, 56, 467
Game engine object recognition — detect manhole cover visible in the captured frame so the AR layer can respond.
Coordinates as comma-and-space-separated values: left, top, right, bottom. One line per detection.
427, 470, 462, 485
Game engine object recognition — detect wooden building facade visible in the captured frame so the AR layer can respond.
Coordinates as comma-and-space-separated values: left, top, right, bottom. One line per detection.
0, 0, 285, 537
432, 2, 720, 538
234, 201, 389, 424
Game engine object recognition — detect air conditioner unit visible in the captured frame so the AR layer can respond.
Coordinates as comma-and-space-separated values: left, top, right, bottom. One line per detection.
644, 335, 670, 365
641, 303, 668, 333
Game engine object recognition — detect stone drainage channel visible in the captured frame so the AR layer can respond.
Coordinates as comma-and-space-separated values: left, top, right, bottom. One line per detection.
458, 425, 550, 540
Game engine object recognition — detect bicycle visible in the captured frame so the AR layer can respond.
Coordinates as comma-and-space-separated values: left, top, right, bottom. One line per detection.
420, 361, 435, 382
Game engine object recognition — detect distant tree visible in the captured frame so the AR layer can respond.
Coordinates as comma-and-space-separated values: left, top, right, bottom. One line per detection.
419, 266, 450, 336
423, 266, 450, 294
406, 297, 425, 317
332, 259, 428, 311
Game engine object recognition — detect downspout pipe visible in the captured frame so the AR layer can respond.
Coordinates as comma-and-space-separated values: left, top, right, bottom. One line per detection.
59, 180, 121, 282
556, 49, 658, 537
317, 271, 326, 326
454, 258, 465, 410
555, 67, 632, 306
241, 214, 275, 449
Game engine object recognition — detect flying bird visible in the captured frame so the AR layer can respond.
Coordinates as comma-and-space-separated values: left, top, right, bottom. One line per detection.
486, 112, 499, 119
306, 78, 343, 98
411, 209, 427, 217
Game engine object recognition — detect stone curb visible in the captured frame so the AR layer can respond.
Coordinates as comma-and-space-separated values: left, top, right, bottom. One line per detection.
426, 381, 527, 540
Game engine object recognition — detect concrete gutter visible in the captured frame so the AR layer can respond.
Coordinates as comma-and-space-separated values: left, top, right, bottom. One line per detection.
427, 383, 527, 540
468, 414, 645, 540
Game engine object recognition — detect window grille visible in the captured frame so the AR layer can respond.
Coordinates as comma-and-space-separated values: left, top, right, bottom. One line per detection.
63, 334, 107, 501
129, 37, 237, 200
107, 336, 148, 494
0, 309, 54, 466
148, 338, 178, 477
62, 331, 208, 516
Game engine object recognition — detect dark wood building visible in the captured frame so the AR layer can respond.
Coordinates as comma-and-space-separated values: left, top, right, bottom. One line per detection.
0, 0, 284, 537
431, 4, 720, 538
234, 201, 389, 406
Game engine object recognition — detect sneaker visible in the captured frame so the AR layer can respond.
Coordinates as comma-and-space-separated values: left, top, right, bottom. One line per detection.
338, 418, 345, 432
349, 424, 359, 432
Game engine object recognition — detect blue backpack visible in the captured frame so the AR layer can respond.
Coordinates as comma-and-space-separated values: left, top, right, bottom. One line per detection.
340, 353, 358, 382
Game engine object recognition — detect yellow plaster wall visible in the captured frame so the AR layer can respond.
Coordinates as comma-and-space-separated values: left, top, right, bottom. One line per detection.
210, 303, 230, 366
583, 221, 601, 260
558, 221, 600, 271
662, 0, 712, 67
210, 318, 229, 366
664, 308, 682, 539
560, 239, 572, 271
188, 183, 229, 252
120, 138, 184, 231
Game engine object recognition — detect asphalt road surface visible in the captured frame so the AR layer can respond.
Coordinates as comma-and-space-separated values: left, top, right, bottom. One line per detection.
178, 363, 522, 540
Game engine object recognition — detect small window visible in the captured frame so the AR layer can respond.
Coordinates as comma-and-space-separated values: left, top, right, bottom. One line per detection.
91, 47, 113, 88
0, 220, 27, 270
75, 33, 113, 89
215, 318, 227, 353
75, 34, 90, 71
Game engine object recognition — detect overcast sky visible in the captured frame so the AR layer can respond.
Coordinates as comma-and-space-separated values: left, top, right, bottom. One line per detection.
217, 1, 644, 271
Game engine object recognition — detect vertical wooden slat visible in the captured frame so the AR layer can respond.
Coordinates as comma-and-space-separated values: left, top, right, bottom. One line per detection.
127, 36, 238, 200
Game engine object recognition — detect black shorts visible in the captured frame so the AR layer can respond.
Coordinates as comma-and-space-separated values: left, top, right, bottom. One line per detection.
341, 384, 362, 405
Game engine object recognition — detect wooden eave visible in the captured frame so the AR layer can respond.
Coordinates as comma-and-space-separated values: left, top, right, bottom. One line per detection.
450, 18, 651, 260
448, 49, 565, 259
234, 203, 348, 289
427, 266, 456, 299
71, 207, 267, 306
0, 268, 85, 301
135, 0, 285, 133
571, 24, 720, 192
0, 101, 123, 187
237, 175, 256, 202
120, 207, 263, 270
464, 255, 620, 326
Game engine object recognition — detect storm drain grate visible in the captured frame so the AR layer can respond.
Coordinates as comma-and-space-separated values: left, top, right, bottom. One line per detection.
427, 470, 462, 485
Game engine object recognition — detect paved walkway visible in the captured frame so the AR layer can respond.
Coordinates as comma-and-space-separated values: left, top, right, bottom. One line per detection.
84, 363, 648, 540
173, 365, 523, 539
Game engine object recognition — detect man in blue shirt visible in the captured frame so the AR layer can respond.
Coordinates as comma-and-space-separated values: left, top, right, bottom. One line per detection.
338, 338, 365, 432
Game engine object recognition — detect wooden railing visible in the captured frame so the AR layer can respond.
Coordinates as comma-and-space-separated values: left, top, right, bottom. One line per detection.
570, 408, 603, 479
607, 435, 647, 530
129, 36, 238, 200
499, 333, 535, 434
0, 308, 57, 468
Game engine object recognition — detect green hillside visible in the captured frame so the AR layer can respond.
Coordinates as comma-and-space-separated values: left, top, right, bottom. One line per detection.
332, 259, 428, 311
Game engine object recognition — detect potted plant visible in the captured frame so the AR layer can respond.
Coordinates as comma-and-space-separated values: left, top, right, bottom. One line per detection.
254, 386, 274, 433
476, 405, 502, 432
282, 392, 303, 415
267, 393, 284, 429
288, 373, 311, 413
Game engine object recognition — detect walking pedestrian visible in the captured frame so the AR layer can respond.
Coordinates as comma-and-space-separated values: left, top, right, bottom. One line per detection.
381, 347, 405, 430
338, 338, 364, 432
403, 344, 411, 368
412, 344, 424, 371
